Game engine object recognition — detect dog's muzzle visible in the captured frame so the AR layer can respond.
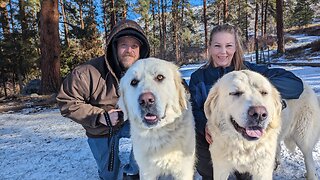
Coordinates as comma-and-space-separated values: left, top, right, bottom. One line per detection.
139, 92, 159, 126
231, 106, 268, 141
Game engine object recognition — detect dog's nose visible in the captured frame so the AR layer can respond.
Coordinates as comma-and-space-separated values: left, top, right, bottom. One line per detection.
248, 106, 268, 121
139, 92, 155, 107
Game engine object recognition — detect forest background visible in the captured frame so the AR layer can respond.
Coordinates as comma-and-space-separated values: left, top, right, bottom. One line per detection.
0, 0, 319, 97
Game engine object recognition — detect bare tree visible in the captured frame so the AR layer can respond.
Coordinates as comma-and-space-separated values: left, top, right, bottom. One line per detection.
59, 0, 69, 47
172, 0, 180, 62
39, 0, 61, 94
111, 0, 116, 28
276, 0, 285, 54
203, 0, 208, 58
223, 0, 228, 23
254, 1, 259, 63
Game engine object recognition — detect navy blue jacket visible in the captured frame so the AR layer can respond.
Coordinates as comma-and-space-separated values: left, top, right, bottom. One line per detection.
189, 61, 303, 136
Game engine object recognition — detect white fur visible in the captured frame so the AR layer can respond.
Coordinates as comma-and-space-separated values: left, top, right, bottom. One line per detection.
204, 70, 320, 180
278, 82, 320, 180
204, 70, 282, 180
118, 58, 196, 180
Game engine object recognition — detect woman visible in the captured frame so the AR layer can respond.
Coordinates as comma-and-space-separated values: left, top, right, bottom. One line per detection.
189, 24, 303, 179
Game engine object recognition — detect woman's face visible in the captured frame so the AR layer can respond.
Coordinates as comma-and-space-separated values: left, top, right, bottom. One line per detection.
208, 32, 236, 68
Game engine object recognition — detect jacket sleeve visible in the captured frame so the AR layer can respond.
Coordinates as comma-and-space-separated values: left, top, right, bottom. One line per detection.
189, 73, 207, 136
56, 69, 106, 128
252, 64, 303, 99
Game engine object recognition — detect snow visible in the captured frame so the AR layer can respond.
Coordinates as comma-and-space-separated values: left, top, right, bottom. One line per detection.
1, 35, 320, 179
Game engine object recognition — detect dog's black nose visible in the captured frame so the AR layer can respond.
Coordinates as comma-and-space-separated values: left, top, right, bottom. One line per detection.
139, 92, 155, 107
248, 106, 268, 122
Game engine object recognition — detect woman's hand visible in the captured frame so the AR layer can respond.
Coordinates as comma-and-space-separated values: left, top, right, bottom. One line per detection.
205, 125, 213, 144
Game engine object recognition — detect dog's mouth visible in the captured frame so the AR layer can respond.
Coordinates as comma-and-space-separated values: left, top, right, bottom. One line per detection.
230, 117, 264, 141
144, 113, 159, 125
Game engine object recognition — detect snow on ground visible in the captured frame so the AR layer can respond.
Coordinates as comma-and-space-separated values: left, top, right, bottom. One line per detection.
1, 65, 320, 180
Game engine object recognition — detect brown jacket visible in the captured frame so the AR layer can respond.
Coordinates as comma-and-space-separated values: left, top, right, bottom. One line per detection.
56, 20, 150, 137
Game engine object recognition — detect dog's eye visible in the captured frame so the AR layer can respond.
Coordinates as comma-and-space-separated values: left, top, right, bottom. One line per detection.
130, 79, 139, 86
156, 74, 165, 82
260, 91, 268, 95
229, 91, 243, 96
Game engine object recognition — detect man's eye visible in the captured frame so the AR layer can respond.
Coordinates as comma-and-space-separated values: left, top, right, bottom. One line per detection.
229, 91, 243, 96
156, 74, 165, 82
132, 44, 139, 49
130, 79, 139, 86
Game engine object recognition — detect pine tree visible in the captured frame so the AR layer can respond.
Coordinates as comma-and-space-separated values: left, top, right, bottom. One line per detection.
291, 0, 314, 27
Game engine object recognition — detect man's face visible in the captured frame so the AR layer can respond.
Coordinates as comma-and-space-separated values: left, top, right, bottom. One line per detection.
117, 36, 141, 69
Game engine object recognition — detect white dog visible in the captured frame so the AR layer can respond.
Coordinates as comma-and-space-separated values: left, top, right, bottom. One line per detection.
204, 70, 282, 179
204, 70, 320, 180
278, 81, 320, 180
118, 58, 196, 180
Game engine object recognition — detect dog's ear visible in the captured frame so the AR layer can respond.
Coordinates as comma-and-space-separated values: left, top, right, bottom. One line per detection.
269, 87, 282, 129
117, 84, 129, 121
204, 86, 219, 119
173, 68, 188, 110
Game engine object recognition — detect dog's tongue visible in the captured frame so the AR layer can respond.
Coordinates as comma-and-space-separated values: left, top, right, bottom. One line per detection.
245, 128, 263, 138
145, 114, 157, 122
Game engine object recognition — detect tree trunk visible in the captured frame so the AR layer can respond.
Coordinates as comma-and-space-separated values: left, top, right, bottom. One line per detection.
172, 0, 180, 62
223, 0, 228, 23
158, 0, 163, 58
39, 0, 61, 94
161, 0, 167, 59
78, 3, 84, 29
254, 2, 259, 63
152, 0, 156, 56
111, 0, 116, 29
0, 2, 10, 39
59, 0, 69, 47
203, 0, 208, 58
276, 0, 285, 54
17, 0, 27, 93
122, 2, 127, 19
264, 0, 268, 37
261, 0, 264, 36
245, 0, 249, 41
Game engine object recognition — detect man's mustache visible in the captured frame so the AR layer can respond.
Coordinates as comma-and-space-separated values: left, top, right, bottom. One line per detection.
122, 53, 136, 57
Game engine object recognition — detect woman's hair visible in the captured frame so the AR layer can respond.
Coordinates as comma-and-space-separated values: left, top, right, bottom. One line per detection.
207, 24, 245, 70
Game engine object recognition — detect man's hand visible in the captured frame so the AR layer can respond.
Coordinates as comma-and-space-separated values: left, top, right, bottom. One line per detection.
107, 109, 123, 126
205, 125, 213, 144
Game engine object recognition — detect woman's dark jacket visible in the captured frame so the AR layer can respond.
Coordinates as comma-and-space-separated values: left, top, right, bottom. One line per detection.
189, 61, 303, 137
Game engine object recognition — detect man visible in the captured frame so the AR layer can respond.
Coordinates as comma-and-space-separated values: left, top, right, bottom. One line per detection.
56, 19, 150, 180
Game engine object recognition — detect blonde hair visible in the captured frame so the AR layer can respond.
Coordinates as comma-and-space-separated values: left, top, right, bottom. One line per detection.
207, 24, 245, 71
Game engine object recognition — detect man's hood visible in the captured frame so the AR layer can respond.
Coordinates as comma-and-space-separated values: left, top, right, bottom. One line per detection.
105, 20, 150, 80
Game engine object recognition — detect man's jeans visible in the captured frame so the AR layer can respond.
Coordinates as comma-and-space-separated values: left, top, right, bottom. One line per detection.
88, 121, 139, 180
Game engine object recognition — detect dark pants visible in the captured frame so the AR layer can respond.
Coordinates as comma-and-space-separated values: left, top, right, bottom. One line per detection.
195, 133, 252, 180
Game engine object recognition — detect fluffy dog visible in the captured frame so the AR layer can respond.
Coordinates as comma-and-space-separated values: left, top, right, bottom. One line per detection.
118, 58, 196, 180
204, 70, 320, 180
204, 70, 283, 179
278, 82, 320, 180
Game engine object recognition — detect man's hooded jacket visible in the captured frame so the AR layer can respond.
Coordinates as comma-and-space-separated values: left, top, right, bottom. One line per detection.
56, 20, 150, 137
